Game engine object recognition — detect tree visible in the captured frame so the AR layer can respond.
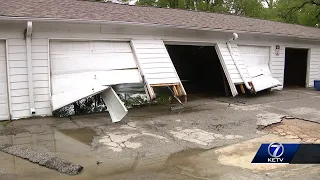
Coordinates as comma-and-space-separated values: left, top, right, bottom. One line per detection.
225, 0, 264, 18
276, 0, 320, 27
263, 0, 276, 9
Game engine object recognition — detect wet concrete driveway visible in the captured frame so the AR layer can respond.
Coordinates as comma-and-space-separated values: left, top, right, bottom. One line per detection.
0, 88, 320, 180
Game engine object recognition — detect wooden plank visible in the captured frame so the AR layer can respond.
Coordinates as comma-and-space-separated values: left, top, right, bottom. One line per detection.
239, 84, 245, 94
172, 85, 178, 96
150, 83, 179, 87
176, 84, 184, 96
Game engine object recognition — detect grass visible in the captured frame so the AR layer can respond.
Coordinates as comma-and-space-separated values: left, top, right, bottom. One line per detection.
0, 121, 10, 127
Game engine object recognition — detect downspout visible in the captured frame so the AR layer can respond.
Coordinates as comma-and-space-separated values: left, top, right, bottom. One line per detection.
26, 21, 36, 115
226, 33, 252, 90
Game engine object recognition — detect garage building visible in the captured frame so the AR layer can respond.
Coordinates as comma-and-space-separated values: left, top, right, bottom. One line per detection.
0, 0, 320, 120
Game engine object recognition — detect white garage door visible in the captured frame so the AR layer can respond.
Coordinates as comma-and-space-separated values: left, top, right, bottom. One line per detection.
50, 41, 142, 110
239, 45, 281, 92
0, 41, 9, 120
238, 45, 271, 77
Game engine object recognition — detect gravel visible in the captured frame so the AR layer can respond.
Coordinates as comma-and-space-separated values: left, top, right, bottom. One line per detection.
0, 144, 83, 175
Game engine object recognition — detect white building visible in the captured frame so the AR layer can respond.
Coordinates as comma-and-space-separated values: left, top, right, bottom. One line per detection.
0, 0, 319, 121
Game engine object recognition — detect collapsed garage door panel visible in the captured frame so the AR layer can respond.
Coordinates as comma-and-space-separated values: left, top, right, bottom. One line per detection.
50, 42, 137, 75
216, 42, 281, 95
238, 45, 271, 77
51, 70, 141, 95
51, 85, 109, 111
216, 43, 251, 83
238, 45, 281, 92
131, 40, 186, 100
50, 41, 141, 114
0, 41, 9, 120
131, 40, 183, 85
50, 41, 141, 95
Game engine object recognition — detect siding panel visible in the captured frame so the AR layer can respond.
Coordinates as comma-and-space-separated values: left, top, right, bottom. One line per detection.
0, 41, 9, 120
270, 45, 285, 89
32, 38, 51, 116
7, 37, 30, 119
308, 48, 320, 87
11, 89, 29, 97
34, 88, 50, 95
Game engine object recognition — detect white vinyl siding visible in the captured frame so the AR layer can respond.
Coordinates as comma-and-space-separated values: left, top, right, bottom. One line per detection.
1, 22, 320, 120
0, 41, 9, 120
7, 37, 31, 119
309, 48, 320, 87
32, 38, 51, 116
270, 45, 285, 89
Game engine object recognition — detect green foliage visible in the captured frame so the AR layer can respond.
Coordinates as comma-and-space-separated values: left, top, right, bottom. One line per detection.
225, 0, 264, 17
135, 0, 320, 28
276, 0, 320, 27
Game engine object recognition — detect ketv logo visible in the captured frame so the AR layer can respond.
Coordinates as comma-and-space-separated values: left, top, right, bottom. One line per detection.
267, 143, 284, 163
251, 143, 300, 164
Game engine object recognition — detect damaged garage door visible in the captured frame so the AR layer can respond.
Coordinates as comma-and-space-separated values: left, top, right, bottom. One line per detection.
216, 42, 281, 95
50, 41, 141, 122
131, 40, 186, 101
238, 45, 281, 92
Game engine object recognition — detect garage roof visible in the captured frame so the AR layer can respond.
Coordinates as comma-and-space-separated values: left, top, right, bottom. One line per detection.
1, 0, 320, 40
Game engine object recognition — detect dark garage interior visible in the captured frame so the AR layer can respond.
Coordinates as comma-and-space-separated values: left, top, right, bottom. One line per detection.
284, 48, 308, 87
166, 45, 230, 96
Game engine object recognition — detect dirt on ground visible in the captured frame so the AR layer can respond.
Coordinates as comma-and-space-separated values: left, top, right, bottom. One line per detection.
262, 118, 320, 143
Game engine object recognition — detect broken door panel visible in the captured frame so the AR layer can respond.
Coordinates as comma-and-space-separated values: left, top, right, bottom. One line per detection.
101, 87, 128, 123
251, 75, 282, 92
131, 40, 186, 100
215, 43, 252, 96
49, 41, 140, 106
50, 41, 140, 122
51, 85, 109, 111
51, 86, 109, 111
238, 45, 281, 92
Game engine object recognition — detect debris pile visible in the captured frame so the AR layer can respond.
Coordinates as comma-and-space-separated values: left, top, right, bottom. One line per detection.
0, 144, 83, 175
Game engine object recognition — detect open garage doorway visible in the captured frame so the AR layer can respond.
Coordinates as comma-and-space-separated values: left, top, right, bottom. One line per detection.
284, 48, 309, 87
166, 45, 230, 98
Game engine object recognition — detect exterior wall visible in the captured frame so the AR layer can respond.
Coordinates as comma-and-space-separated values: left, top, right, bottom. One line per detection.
0, 23, 31, 119
0, 21, 320, 120
270, 44, 285, 88
309, 48, 320, 86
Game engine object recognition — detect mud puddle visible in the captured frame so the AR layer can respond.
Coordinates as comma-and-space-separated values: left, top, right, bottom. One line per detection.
59, 128, 96, 145
0, 127, 223, 180
262, 118, 320, 143
1, 125, 317, 180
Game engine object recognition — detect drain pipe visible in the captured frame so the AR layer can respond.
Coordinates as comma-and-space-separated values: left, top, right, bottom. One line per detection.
226, 33, 252, 90
26, 21, 36, 115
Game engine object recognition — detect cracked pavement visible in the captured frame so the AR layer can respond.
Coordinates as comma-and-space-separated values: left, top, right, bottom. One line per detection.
0, 88, 319, 179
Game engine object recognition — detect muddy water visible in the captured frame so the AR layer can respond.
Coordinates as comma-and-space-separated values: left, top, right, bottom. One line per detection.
59, 128, 96, 145
0, 128, 226, 180
1, 122, 319, 180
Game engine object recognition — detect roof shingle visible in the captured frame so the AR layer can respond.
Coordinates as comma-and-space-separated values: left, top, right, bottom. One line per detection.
1, 0, 320, 39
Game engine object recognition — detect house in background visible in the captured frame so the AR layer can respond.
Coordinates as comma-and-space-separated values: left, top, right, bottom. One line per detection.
0, 0, 319, 121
